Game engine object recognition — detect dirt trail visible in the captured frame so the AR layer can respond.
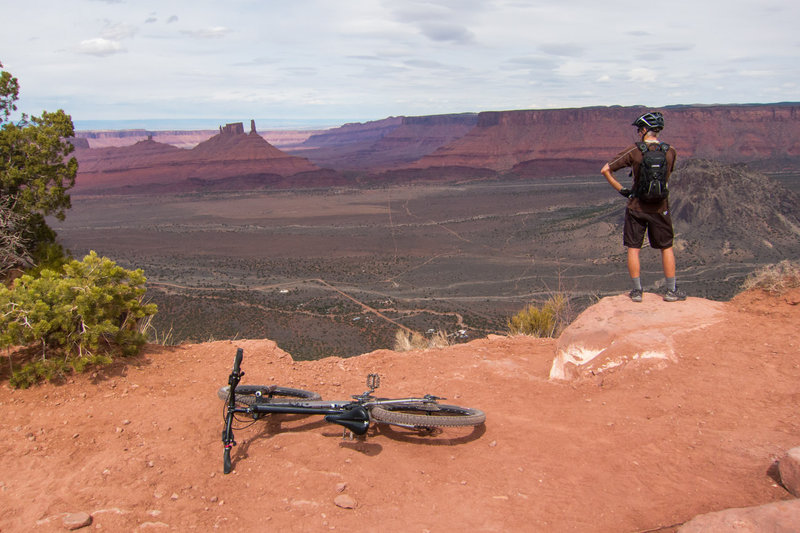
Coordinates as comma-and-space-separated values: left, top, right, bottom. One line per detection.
1, 289, 799, 532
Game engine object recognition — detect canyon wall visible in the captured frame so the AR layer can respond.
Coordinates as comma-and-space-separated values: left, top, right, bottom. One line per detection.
409, 104, 800, 175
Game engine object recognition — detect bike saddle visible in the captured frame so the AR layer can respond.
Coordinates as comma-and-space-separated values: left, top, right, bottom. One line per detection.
325, 406, 370, 435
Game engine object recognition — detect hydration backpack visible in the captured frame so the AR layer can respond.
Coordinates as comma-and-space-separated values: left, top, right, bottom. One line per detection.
634, 142, 670, 203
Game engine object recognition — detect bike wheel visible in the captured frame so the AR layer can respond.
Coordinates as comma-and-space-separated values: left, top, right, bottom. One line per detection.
370, 403, 485, 428
218, 385, 321, 406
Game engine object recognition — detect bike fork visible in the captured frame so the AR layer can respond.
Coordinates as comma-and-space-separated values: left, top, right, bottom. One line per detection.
222, 410, 236, 474
222, 348, 244, 474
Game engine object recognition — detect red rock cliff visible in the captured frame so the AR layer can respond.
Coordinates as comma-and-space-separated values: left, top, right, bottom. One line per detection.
410, 104, 800, 173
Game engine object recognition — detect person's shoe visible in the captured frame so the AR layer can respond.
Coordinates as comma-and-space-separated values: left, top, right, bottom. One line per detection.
663, 287, 687, 302
629, 288, 643, 302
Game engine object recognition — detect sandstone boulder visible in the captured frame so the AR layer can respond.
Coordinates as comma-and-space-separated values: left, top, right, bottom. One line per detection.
678, 499, 800, 532
550, 293, 725, 380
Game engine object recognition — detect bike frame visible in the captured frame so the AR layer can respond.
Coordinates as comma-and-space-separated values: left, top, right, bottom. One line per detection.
221, 348, 441, 473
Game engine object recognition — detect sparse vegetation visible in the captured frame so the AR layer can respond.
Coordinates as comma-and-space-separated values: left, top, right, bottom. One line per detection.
507, 293, 571, 338
741, 260, 800, 295
0, 252, 157, 388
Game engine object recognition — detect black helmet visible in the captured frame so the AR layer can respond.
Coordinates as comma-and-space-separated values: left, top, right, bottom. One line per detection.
632, 111, 664, 131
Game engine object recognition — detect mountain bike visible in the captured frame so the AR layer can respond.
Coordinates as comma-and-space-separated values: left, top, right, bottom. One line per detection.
220, 348, 486, 473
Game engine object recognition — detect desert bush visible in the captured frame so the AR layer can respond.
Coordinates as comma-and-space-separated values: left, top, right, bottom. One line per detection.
393, 329, 452, 351
507, 293, 571, 338
0, 251, 157, 388
741, 260, 800, 295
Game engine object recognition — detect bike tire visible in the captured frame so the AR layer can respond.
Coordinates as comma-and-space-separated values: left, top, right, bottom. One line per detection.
370, 403, 485, 428
218, 385, 321, 406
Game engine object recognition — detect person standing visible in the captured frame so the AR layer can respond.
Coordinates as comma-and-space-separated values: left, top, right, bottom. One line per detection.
600, 111, 686, 302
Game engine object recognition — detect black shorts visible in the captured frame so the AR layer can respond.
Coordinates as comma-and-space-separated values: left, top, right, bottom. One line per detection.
623, 207, 674, 249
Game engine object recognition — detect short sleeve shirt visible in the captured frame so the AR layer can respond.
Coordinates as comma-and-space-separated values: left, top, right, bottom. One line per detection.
607, 141, 677, 213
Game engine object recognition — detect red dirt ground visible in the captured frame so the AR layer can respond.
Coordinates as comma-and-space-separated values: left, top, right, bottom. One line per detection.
1, 288, 799, 532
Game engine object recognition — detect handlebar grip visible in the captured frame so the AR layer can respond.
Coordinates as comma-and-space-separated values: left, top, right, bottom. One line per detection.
233, 348, 243, 373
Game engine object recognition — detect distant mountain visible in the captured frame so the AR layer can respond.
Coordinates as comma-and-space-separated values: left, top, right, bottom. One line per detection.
72, 122, 322, 193
287, 114, 478, 170
669, 159, 800, 262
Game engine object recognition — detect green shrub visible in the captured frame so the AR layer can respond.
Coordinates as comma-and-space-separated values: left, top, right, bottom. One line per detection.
507, 293, 570, 338
0, 251, 157, 387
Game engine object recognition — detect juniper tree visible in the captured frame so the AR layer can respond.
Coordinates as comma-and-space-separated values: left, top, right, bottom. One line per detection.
0, 60, 77, 275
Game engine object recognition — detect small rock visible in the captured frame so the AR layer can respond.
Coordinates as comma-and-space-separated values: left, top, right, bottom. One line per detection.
488, 440, 497, 447
779, 447, 800, 496
335, 482, 347, 493
334, 494, 357, 509
63, 511, 92, 530
138, 521, 170, 529
170, 493, 179, 500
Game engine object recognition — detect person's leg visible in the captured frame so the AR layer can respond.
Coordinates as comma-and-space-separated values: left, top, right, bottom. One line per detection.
628, 247, 641, 279
660, 246, 685, 301
623, 208, 646, 302
627, 247, 643, 301
647, 211, 684, 301
661, 246, 676, 288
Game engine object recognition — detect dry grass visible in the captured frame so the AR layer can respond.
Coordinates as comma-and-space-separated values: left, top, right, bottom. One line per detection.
741, 260, 800, 295
393, 329, 452, 352
140, 314, 178, 346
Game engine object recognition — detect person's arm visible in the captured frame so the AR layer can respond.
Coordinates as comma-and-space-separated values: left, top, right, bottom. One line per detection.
601, 163, 630, 196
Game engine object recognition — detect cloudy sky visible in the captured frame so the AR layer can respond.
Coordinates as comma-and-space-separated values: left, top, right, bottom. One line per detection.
2, 0, 797, 129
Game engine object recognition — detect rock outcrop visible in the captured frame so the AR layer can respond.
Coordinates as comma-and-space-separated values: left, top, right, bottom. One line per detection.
550, 293, 726, 381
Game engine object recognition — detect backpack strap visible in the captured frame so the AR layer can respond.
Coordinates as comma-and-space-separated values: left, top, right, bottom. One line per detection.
635, 142, 648, 154
659, 142, 670, 152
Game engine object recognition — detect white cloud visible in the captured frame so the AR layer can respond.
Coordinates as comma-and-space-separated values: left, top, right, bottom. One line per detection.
181, 26, 231, 39
100, 22, 137, 41
629, 68, 657, 83
77, 38, 125, 56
